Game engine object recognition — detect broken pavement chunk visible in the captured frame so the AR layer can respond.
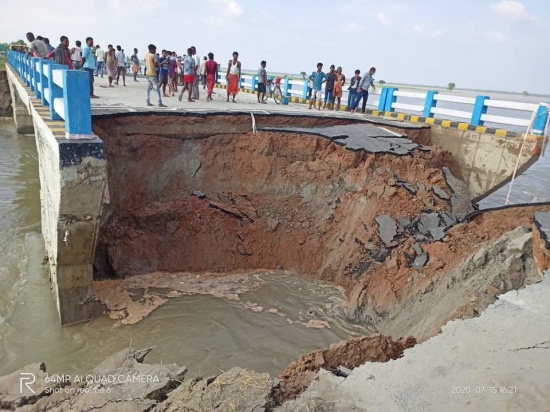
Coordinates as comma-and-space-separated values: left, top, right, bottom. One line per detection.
376, 214, 398, 247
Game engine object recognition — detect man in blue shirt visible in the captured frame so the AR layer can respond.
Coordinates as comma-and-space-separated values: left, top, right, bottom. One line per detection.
81, 37, 98, 98
308, 63, 326, 110
351, 67, 376, 113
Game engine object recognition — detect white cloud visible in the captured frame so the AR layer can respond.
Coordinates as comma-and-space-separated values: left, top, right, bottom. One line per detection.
408, 24, 442, 38
489, 1, 533, 21
227, 1, 243, 16
342, 22, 365, 33
412, 24, 423, 35
208, 0, 244, 17
481, 30, 506, 43
377, 12, 390, 26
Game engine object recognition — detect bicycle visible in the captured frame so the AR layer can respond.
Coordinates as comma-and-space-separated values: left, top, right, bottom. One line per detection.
262, 77, 283, 104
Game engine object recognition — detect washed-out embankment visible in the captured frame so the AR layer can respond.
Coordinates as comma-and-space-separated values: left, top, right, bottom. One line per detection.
2, 111, 549, 410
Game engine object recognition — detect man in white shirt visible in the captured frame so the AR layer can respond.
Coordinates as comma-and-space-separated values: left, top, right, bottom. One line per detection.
191, 46, 200, 99
71, 41, 83, 69
95, 45, 105, 77
115, 45, 126, 86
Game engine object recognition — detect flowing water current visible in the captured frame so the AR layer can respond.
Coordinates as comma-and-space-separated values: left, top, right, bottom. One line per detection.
0, 119, 549, 378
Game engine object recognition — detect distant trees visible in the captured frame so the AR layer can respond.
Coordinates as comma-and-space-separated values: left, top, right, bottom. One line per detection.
0, 40, 26, 52
447, 82, 456, 91
523, 91, 529, 96
378, 80, 386, 85
300, 71, 307, 79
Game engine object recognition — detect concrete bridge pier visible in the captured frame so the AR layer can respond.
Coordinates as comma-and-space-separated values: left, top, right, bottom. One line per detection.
5, 63, 107, 325
34, 123, 107, 326
6, 75, 34, 134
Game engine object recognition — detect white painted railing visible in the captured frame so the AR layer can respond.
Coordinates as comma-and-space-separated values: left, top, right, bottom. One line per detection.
216, 70, 549, 133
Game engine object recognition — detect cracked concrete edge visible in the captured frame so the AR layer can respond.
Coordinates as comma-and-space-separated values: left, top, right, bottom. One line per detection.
280, 270, 550, 411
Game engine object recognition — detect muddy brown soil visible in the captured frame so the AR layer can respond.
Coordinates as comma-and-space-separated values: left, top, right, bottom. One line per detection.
92, 114, 456, 283
277, 334, 416, 402
92, 114, 550, 341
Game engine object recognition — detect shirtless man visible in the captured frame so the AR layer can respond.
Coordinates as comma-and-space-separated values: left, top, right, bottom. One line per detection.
225, 51, 241, 103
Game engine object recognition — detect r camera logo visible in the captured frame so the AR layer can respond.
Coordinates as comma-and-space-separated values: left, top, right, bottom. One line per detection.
19, 372, 36, 394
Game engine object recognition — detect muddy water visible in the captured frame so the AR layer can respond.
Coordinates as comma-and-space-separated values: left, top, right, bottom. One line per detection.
1, 118, 549, 378
0, 119, 371, 377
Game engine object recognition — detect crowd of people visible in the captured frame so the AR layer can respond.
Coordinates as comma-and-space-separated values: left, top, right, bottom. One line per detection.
23, 32, 377, 110
307, 64, 376, 113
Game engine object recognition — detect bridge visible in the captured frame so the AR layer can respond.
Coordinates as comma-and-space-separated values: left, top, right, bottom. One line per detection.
4, 50, 549, 325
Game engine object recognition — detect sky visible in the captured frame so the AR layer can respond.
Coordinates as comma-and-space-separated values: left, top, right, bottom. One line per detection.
1, 0, 549, 94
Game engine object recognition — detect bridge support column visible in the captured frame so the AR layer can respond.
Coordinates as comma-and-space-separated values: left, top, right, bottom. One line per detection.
6, 76, 34, 134
37, 135, 106, 325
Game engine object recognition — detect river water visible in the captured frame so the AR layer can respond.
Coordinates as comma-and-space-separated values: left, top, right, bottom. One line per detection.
0, 119, 371, 378
0, 118, 549, 378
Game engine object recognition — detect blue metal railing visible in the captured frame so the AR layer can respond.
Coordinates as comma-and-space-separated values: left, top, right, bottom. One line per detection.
6, 50, 93, 137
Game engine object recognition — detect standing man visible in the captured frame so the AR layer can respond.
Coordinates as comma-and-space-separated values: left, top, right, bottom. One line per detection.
25, 32, 47, 58
257, 60, 267, 103
204, 52, 218, 102
308, 63, 326, 110
158, 49, 170, 97
191, 46, 200, 100
115, 46, 126, 86
145, 44, 166, 107
46, 36, 72, 67
169, 51, 178, 95
50, 36, 73, 68
81, 37, 98, 98
178, 48, 196, 102
71, 41, 83, 69
95, 45, 105, 77
131, 48, 140, 81
225, 51, 241, 103
43, 38, 55, 54
200, 56, 207, 89
333, 66, 346, 111
347, 70, 361, 111
352, 67, 376, 113
323, 65, 336, 110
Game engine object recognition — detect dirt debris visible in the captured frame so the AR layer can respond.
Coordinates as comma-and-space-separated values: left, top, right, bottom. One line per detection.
276, 334, 416, 402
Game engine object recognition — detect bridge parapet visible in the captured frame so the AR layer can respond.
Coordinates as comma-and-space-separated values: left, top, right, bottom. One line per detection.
7, 51, 93, 138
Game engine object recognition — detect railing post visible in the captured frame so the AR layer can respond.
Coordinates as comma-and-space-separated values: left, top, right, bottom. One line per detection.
303, 78, 309, 100
40, 60, 50, 106
34, 59, 43, 99
378, 87, 387, 111
251, 75, 257, 92
23, 56, 30, 87
63, 70, 92, 136
471, 95, 490, 126
384, 87, 398, 112
30, 57, 39, 93
240, 75, 245, 90
423, 90, 438, 118
48, 65, 65, 120
283, 77, 291, 97
533, 103, 550, 135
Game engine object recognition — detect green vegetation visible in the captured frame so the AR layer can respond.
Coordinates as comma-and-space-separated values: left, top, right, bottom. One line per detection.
378, 80, 386, 85
447, 82, 456, 91
523, 91, 529, 97
0, 40, 27, 71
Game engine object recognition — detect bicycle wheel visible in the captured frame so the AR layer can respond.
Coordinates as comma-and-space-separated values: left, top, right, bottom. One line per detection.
273, 87, 282, 105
